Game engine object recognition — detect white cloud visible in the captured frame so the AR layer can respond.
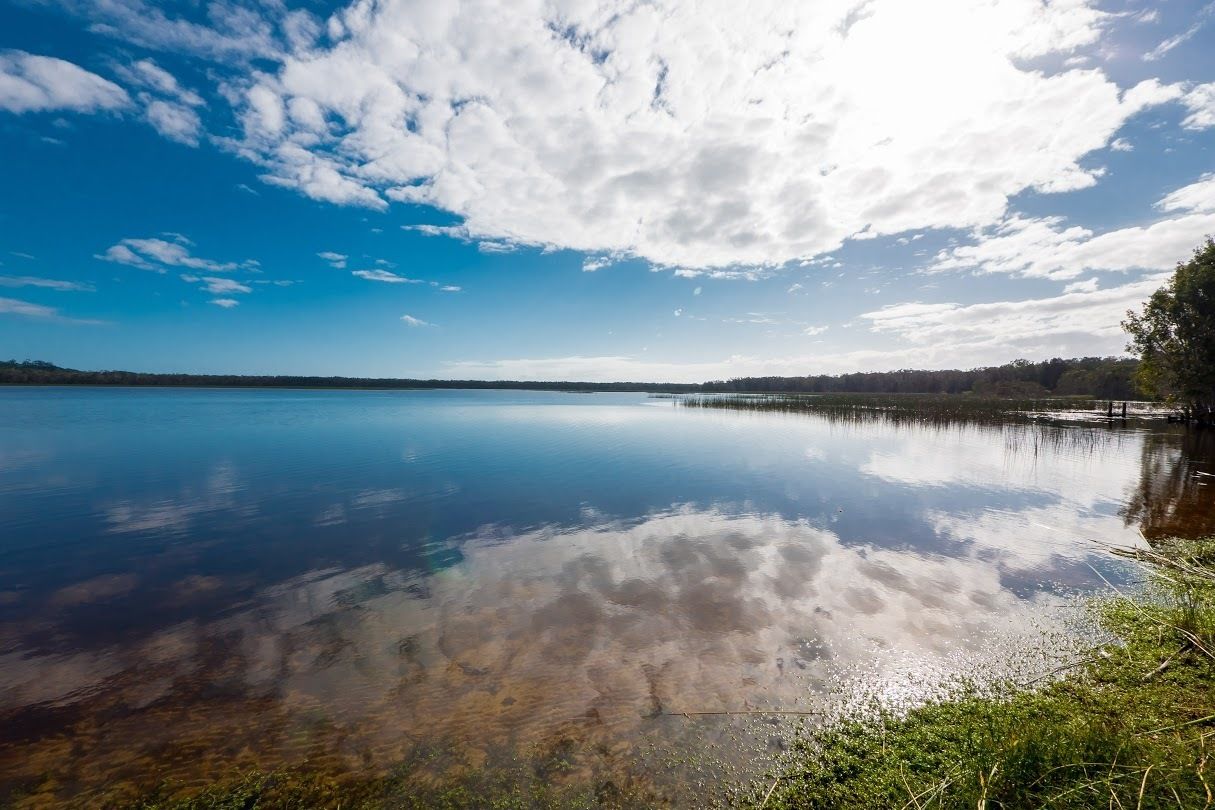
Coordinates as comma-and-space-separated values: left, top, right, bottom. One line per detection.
120, 58, 204, 106
582, 257, 611, 273
1109, 137, 1132, 151
803, 325, 829, 336
439, 285, 461, 292
400, 314, 430, 327
1183, 83, 1215, 129
56, 0, 284, 62
200, 277, 251, 295
205, 0, 1186, 270
693, 286, 702, 296
145, 99, 201, 145
96, 235, 255, 273
0, 51, 129, 114
352, 269, 422, 283
209, 298, 240, 308
317, 250, 347, 268
1143, 3, 1214, 61
1062, 277, 1098, 294
0, 297, 59, 318
930, 172, 1215, 280
0, 275, 93, 291
1157, 174, 1215, 214
0, 296, 102, 324
477, 241, 515, 254
787, 282, 804, 293
114, 58, 206, 145
860, 274, 1167, 355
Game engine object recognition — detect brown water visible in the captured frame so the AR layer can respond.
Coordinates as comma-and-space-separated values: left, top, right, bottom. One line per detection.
0, 388, 1211, 807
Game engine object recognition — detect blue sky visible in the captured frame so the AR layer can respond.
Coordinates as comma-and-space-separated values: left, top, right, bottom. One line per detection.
1, 0, 1213, 382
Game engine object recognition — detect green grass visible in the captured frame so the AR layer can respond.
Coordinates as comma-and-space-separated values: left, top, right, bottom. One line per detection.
749, 538, 1215, 809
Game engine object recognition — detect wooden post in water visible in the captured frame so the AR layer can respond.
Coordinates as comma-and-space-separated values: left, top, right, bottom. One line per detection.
1122, 402, 1127, 419
1107, 401, 1114, 418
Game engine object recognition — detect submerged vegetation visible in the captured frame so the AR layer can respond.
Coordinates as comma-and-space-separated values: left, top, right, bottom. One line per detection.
107, 538, 1215, 809
750, 537, 1215, 809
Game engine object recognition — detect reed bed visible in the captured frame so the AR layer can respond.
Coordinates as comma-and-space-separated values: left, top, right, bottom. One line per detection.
676, 392, 1124, 427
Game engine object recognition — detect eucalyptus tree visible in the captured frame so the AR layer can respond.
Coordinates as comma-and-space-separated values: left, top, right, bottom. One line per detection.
1123, 238, 1215, 420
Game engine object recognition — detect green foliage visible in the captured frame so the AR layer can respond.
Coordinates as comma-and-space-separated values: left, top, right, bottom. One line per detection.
1123, 238, 1215, 416
754, 539, 1215, 809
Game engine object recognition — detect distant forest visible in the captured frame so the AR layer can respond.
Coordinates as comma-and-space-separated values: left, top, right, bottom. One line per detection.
704, 356, 1140, 398
1, 357, 1140, 398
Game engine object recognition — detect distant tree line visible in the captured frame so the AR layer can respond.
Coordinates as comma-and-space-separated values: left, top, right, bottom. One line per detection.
0, 360, 700, 393
701, 357, 1139, 399
1, 357, 1140, 398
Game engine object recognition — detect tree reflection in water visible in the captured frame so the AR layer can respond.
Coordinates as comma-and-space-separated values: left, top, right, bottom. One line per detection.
1123, 427, 1215, 543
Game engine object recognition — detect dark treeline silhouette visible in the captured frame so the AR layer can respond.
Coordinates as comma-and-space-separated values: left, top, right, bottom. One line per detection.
0, 360, 700, 393
1, 356, 1138, 398
702, 357, 1139, 398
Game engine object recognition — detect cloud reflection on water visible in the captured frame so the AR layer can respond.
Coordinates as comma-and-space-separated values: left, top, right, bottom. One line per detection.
1, 505, 1068, 803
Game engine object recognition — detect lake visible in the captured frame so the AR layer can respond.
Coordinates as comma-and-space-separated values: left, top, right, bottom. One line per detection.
1, 387, 1212, 806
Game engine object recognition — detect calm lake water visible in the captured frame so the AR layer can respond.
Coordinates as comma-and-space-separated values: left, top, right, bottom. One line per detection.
1, 387, 1212, 806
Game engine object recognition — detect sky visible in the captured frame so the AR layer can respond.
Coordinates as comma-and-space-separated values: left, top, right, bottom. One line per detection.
0, 0, 1213, 382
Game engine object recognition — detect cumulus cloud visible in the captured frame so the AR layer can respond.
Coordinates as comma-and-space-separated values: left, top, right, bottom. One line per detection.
144, 99, 202, 145
96, 235, 256, 273
209, 298, 240, 308
119, 58, 204, 106
859, 275, 1167, 354
1183, 83, 1215, 129
193, 0, 1189, 270
53, 0, 284, 62
317, 250, 347, 268
112, 58, 208, 145
0, 50, 129, 114
930, 173, 1215, 280
1157, 174, 1215, 214
200, 277, 251, 295
400, 314, 430, 327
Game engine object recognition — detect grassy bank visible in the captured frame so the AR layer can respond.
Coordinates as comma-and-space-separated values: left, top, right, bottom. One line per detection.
750, 537, 1215, 809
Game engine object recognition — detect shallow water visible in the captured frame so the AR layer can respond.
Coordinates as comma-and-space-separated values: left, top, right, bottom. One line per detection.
0, 388, 1211, 806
